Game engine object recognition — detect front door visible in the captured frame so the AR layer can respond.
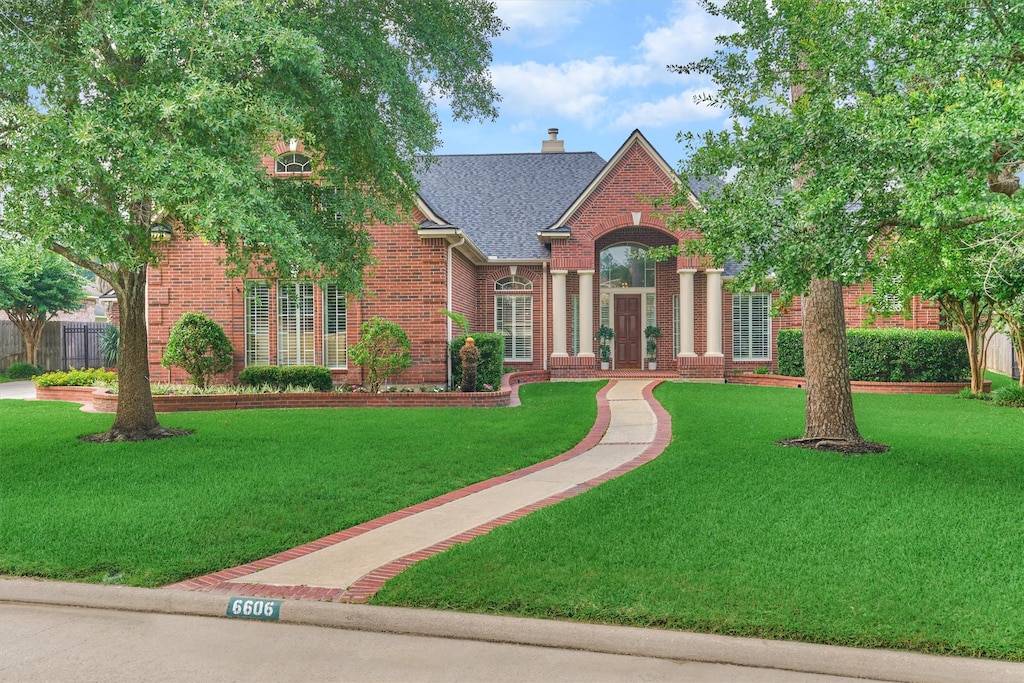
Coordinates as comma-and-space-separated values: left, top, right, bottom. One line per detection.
614, 295, 642, 369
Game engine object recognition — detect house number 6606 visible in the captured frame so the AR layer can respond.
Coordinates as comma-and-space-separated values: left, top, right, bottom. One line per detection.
226, 597, 282, 621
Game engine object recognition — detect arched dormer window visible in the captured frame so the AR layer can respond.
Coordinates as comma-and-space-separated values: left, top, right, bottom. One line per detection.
276, 153, 311, 174
494, 275, 533, 291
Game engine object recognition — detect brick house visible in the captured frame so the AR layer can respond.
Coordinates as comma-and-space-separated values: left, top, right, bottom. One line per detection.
144, 128, 939, 387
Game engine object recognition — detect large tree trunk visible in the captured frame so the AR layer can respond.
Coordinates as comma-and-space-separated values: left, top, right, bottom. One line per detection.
86, 266, 189, 442
797, 278, 868, 448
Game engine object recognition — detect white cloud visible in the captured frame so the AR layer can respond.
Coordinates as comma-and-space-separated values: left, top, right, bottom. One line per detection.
494, 0, 594, 46
637, 2, 737, 78
614, 89, 722, 129
492, 58, 647, 125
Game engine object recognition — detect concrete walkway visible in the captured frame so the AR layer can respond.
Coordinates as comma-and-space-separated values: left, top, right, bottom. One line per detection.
167, 379, 671, 603
0, 380, 35, 400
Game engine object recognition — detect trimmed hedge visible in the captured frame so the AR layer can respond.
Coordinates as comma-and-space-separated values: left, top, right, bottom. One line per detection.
238, 365, 333, 392
777, 328, 970, 382
451, 333, 505, 390
33, 368, 117, 387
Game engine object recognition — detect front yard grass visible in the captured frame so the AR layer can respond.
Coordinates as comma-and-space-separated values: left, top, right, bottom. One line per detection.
0, 382, 600, 587
373, 381, 1024, 661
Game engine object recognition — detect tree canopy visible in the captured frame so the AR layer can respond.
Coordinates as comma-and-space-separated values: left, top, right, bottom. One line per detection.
0, 0, 504, 440
664, 0, 1022, 449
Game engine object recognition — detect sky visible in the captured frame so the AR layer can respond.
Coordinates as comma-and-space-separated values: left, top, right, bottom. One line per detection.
434, 0, 739, 168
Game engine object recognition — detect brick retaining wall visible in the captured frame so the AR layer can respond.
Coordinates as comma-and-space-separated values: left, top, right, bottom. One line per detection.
727, 373, 989, 394
39, 371, 554, 413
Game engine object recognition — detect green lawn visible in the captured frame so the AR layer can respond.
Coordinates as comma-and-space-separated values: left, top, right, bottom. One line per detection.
373, 381, 1024, 661
0, 382, 600, 587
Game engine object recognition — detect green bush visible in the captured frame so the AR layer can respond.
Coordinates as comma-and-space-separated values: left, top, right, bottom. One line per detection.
776, 329, 804, 377
238, 366, 281, 388
161, 312, 234, 388
451, 333, 505, 390
993, 384, 1024, 408
5, 362, 43, 379
350, 317, 412, 392
238, 365, 333, 392
33, 368, 116, 387
776, 328, 969, 382
279, 366, 333, 392
99, 325, 119, 367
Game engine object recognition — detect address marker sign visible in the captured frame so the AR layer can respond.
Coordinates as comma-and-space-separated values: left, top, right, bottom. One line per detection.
226, 597, 282, 621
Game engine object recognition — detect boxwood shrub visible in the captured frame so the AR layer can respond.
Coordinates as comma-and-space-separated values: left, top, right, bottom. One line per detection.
33, 368, 117, 387
238, 365, 333, 392
5, 362, 44, 379
776, 328, 969, 382
279, 366, 333, 392
451, 333, 505, 390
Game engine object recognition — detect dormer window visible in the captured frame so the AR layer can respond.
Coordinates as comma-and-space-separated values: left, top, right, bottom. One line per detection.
276, 153, 311, 174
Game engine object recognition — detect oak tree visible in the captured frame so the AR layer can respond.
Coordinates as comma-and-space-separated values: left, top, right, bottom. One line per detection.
666, 0, 1021, 451
0, 0, 503, 440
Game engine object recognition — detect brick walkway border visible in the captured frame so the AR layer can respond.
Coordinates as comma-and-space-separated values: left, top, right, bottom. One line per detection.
166, 379, 672, 603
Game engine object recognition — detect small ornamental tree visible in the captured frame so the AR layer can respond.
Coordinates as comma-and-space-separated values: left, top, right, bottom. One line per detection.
161, 312, 234, 389
0, 244, 86, 367
350, 317, 412, 393
459, 337, 480, 392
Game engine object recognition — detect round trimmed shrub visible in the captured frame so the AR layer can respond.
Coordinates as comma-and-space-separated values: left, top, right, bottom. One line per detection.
5, 362, 43, 379
161, 312, 234, 389
349, 317, 411, 393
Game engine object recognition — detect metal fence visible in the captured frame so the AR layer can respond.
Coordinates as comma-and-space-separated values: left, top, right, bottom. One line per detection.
0, 320, 112, 371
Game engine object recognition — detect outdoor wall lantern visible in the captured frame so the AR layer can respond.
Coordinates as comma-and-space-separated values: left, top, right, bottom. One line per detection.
150, 223, 172, 241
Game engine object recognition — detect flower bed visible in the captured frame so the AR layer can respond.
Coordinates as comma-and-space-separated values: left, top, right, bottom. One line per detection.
728, 373, 989, 394
37, 371, 552, 412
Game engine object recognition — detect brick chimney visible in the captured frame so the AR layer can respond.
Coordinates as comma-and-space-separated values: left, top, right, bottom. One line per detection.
541, 128, 564, 153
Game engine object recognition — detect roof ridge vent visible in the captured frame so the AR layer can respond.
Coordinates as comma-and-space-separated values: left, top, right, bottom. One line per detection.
541, 127, 564, 153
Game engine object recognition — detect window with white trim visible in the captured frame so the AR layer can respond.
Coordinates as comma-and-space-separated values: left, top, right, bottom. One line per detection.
278, 282, 315, 365
323, 284, 347, 368
732, 292, 771, 361
275, 153, 311, 174
244, 282, 270, 366
494, 276, 532, 361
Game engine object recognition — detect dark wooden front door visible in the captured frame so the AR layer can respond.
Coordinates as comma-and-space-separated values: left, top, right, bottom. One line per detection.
614, 295, 642, 369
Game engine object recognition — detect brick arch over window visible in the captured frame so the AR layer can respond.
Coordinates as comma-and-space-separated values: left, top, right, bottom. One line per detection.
484, 267, 540, 288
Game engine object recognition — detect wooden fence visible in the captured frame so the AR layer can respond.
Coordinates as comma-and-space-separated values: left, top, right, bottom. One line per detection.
0, 320, 112, 372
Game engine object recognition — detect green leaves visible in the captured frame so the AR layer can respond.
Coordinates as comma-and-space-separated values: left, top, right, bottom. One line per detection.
668, 0, 1022, 301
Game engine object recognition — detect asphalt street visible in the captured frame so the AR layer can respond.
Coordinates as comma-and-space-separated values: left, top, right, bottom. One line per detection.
0, 603, 879, 683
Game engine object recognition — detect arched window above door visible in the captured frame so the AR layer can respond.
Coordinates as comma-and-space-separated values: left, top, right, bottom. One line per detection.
599, 243, 654, 288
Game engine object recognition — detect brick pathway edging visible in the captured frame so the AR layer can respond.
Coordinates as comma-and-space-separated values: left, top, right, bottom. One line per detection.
166, 381, 615, 596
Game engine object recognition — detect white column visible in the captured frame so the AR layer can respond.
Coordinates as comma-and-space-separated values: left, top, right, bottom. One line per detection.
677, 269, 696, 357
705, 269, 724, 356
551, 270, 568, 357
578, 270, 595, 357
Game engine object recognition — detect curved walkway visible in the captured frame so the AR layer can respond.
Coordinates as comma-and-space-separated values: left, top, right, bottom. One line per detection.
167, 379, 672, 603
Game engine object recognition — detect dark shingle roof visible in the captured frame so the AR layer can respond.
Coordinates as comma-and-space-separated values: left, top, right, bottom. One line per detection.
414, 152, 607, 260
414, 150, 722, 261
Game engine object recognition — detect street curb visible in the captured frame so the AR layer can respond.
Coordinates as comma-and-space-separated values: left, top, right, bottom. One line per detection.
3, 578, 1020, 683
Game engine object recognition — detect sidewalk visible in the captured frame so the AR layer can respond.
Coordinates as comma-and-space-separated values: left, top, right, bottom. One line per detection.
166, 379, 671, 602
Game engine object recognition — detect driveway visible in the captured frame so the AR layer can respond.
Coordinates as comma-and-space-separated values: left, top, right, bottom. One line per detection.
0, 381, 35, 400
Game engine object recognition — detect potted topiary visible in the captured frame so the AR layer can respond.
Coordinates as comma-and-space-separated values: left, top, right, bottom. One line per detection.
596, 325, 615, 370
644, 325, 661, 370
